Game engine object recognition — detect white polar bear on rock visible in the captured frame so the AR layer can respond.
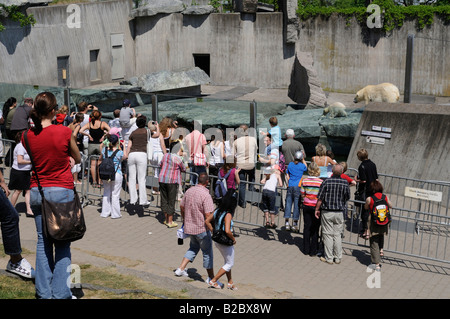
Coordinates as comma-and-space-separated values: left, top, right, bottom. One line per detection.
323, 102, 347, 118
354, 83, 400, 105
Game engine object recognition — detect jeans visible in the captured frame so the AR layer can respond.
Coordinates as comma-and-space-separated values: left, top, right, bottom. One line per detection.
261, 190, 277, 213
190, 164, 207, 185
184, 231, 213, 269
0, 188, 21, 256
284, 186, 301, 221
128, 152, 148, 205
30, 187, 73, 299
238, 168, 255, 207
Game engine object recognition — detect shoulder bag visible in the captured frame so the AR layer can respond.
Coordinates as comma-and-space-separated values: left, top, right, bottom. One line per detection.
24, 130, 86, 242
192, 132, 206, 166
211, 209, 234, 246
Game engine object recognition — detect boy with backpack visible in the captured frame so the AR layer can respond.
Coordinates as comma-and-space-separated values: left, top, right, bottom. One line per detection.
364, 180, 392, 271
99, 134, 123, 219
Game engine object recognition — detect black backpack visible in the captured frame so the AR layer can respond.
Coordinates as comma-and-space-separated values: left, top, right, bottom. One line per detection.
371, 194, 391, 226
98, 149, 120, 181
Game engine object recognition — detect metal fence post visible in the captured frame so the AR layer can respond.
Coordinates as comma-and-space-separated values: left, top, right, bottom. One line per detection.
404, 34, 414, 103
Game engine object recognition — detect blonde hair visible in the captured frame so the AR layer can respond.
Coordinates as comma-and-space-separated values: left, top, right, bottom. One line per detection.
357, 148, 369, 161
340, 161, 348, 172
307, 162, 321, 177
57, 104, 69, 114
315, 143, 327, 157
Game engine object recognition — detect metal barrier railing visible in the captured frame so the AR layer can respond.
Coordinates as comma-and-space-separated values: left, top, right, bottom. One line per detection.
2, 136, 448, 264
0, 138, 15, 180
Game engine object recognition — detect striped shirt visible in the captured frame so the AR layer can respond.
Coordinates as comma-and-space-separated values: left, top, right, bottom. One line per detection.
181, 185, 215, 235
317, 175, 350, 211
158, 153, 186, 184
300, 176, 323, 207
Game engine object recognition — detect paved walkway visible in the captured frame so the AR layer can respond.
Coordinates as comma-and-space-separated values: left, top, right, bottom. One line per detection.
7, 186, 449, 299
1, 86, 449, 300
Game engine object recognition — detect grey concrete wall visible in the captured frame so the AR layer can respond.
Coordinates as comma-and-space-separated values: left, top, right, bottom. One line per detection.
347, 103, 450, 182
298, 15, 450, 96
134, 12, 295, 88
0, 1, 448, 96
0, 0, 135, 88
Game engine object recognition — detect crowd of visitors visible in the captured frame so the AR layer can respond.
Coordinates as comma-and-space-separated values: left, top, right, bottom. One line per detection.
0, 95, 386, 297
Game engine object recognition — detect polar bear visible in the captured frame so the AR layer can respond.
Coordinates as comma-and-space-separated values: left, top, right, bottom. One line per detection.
353, 83, 400, 105
323, 102, 347, 118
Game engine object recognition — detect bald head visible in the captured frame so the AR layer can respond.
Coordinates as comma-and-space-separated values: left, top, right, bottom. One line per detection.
332, 164, 344, 176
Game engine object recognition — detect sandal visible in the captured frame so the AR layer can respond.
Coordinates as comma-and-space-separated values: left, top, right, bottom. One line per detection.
208, 280, 221, 289
265, 222, 270, 228
375, 264, 382, 271
227, 283, 238, 290
360, 233, 369, 240
270, 223, 277, 229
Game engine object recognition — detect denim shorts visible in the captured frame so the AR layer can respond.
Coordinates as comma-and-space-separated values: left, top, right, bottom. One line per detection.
261, 189, 277, 213
184, 231, 213, 269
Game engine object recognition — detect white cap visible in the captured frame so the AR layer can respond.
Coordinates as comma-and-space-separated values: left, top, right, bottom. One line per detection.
294, 151, 303, 161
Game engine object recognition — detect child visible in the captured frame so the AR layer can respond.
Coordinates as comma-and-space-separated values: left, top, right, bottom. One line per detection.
260, 165, 283, 229
340, 161, 357, 187
8, 131, 33, 216
284, 151, 307, 232
100, 134, 123, 219
260, 116, 283, 150
108, 109, 121, 129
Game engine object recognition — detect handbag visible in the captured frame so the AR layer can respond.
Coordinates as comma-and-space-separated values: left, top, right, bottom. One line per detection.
24, 130, 86, 242
147, 128, 154, 161
191, 132, 206, 166
211, 209, 234, 246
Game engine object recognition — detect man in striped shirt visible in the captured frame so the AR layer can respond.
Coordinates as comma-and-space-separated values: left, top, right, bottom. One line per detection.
174, 172, 217, 284
315, 164, 350, 265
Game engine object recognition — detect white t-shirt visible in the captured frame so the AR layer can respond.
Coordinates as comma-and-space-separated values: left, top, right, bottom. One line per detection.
12, 143, 32, 171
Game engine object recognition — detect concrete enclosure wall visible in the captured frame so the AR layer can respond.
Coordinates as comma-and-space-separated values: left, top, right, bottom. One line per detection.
133, 12, 294, 88
298, 15, 450, 96
0, 1, 135, 88
0, 1, 448, 96
347, 103, 450, 182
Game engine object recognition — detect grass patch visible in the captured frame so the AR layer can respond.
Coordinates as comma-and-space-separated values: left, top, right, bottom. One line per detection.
0, 245, 188, 299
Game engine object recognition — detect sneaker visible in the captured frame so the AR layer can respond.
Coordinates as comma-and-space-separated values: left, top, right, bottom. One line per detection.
174, 268, 188, 277
334, 258, 341, 264
285, 224, 291, 231
6, 258, 35, 279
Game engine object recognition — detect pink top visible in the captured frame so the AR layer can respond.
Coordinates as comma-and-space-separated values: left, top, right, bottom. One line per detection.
180, 184, 215, 235
185, 130, 206, 162
219, 167, 237, 190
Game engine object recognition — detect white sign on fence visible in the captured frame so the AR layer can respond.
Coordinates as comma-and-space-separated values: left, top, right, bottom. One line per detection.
405, 187, 443, 202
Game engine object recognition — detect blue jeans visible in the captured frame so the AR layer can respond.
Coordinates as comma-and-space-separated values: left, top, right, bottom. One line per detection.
184, 231, 213, 270
284, 186, 301, 221
30, 187, 73, 299
0, 188, 21, 256
190, 164, 207, 185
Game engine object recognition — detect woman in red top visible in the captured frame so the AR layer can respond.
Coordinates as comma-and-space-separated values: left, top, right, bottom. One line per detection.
364, 180, 392, 271
24, 92, 81, 299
